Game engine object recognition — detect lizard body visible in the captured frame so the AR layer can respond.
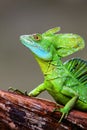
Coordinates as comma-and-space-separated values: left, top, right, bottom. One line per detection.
20, 27, 87, 121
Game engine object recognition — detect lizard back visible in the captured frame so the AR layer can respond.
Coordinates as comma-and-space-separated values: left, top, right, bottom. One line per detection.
64, 58, 87, 103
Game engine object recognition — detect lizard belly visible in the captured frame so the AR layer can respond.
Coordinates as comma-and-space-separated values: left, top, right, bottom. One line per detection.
45, 78, 69, 105
46, 77, 87, 111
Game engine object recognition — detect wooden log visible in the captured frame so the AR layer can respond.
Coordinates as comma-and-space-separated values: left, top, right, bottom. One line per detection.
0, 90, 87, 130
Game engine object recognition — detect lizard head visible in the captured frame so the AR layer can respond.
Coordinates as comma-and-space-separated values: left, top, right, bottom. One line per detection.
20, 27, 61, 61
20, 27, 85, 60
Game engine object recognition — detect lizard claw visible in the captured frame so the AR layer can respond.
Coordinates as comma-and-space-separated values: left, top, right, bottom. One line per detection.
8, 87, 28, 96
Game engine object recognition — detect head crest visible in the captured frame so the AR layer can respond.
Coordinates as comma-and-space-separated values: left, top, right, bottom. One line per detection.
43, 27, 61, 36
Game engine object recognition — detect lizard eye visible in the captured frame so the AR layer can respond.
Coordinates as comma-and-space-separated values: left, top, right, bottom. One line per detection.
33, 34, 41, 41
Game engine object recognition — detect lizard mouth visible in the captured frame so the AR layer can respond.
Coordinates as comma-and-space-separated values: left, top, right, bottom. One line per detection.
20, 35, 43, 49
20, 35, 34, 45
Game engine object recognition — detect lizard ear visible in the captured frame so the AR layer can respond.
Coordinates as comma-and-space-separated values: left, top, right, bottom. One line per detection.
43, 27, 61, 36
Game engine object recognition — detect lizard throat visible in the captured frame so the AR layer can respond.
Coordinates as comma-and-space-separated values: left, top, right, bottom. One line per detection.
35, 55, 63, 77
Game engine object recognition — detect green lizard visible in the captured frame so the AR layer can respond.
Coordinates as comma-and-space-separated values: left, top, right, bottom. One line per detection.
20, 27, 87, 122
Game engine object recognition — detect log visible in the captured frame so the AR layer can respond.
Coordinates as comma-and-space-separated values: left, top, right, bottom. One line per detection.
0, 90, 87, 130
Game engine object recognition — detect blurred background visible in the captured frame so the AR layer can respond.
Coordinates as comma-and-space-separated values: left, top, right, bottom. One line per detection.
0, 0, 87, 101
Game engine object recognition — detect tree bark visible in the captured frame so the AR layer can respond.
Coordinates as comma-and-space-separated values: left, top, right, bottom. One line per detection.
0, 90, 87, 130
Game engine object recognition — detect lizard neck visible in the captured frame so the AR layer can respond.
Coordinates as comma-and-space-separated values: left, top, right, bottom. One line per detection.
35, 55, 63, 75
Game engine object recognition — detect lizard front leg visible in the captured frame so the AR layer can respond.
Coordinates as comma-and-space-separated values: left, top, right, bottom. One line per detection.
28, 83, 46, 97
8, 83, 46, 96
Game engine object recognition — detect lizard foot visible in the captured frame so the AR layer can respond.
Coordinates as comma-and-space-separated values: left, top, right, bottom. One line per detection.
8, 87, 28, 96
53, 107, 68, 123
